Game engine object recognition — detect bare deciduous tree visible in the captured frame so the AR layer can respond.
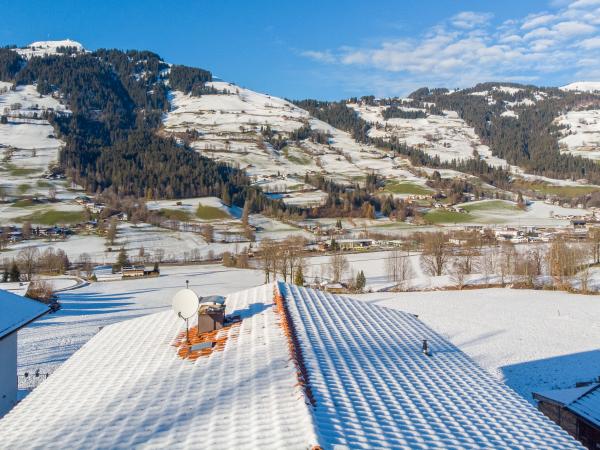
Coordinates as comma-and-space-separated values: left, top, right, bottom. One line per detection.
386, 249, 413, 289
330, 251, 349, 283
498, 242, 517, 286
106, 218, 118, 246
18, 246, 39, 281
548, 240, 580, 289
78, 253, 93, 278
420, 232, 450, 276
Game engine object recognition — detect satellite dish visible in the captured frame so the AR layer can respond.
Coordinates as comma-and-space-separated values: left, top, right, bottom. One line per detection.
172, 289, 199, 319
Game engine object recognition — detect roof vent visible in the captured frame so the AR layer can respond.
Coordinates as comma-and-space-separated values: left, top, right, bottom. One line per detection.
422, 339, 431, 356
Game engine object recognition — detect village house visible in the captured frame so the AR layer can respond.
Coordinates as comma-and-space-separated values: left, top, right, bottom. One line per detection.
0, 289, 49, 417
0, 283, 580, 448
534, 383, 600, 449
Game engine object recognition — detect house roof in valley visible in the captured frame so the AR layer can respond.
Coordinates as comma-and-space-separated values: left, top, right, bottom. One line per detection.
0, 289, 49, 340
0, 283, 581, 449
535, 383, 600, 428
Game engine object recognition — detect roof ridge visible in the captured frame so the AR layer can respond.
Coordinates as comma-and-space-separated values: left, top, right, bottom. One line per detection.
274, 282, 316, 407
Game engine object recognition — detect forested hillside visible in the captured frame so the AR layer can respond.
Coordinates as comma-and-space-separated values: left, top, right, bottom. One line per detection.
2, 42, 600, 211
0, 47, 272, 211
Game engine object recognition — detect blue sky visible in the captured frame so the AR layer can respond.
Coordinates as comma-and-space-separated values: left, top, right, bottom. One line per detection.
1, 0, 599, 99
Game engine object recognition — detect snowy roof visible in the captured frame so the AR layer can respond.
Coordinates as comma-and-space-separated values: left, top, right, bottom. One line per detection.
535, 384, 599, 406
0, 289, 49, 340
570, 385, 600, 427
0, 284, 318, 449
0, 283, 581, 448
278, 283, 581, 449
535, 384, 600, 427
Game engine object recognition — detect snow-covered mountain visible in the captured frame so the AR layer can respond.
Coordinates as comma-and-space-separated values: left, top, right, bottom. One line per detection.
15, 39, 85, 59
560, 81, 600, 93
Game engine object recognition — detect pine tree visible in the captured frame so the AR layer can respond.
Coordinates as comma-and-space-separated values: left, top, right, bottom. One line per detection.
356, 270, 366, 292
294, 266, 305, 286
116, 247, 129, 270
2, 267, 8, 282
10, 261, 20, 282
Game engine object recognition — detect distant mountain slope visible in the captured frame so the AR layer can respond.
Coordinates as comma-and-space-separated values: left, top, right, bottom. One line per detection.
2, 40, 600, 210
561, 82, 600, 93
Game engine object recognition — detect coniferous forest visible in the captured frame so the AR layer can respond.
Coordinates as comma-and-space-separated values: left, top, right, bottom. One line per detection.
3, 44, 600, 215
0, 47, 280, 213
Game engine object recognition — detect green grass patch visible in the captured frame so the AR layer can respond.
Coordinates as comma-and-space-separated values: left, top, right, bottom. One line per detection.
10, 167, 39, 177
462, 200, 519, 213
16, 209, 85, 225
36, 180, 52, 188
383, 181, 433, 195
196, 204, 230, 220
10, 198, 38, 208
424, 209, 474, 224
158, 208, 192, 221
17, 183, 31, 194
282, 148, 311, 165
513, 181, 600, 198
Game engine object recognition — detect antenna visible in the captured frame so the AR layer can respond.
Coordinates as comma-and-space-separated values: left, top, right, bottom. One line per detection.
172, 288, 199, 344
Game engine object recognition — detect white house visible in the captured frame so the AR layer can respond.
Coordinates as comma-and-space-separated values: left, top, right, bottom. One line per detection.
0, 289, 49, 417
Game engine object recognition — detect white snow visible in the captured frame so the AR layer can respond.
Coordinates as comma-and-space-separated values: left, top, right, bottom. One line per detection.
0, 83, 70, 198
494, 86, 523, 95
16, 265, 265, 379
556, 109, 600, 160
561, 82, 600, 93
281, 283, 581, 448
349, 103, 510, 167
15, 40, 84, 59
163, 81, 431, 188
357, 288, 600, 404
1, 283, 318, 449
2, 280, 583, 448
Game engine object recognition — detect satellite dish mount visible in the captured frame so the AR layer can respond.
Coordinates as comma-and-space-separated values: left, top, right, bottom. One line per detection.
172, 288, 199, 344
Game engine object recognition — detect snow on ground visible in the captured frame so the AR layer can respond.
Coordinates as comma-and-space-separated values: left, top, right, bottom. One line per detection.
357, 288, 600, 403
561, 81, 600, 93
0, 84, 70, 198
163, 81, 432, 192
0, 223, 251, 264
15, 40, 84, 59
0, 202, 85, 226
349, 103, 510, 167
454, 199, 590, 226
147, 196, 237, 218
17, 264, 264, 380
556, 109, 600, 160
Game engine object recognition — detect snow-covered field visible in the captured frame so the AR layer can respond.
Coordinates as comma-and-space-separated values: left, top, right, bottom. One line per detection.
357, 289, 600, 403
349, 102, 509, 167
162, 81, 432, 194
556, 109, 600, 160
0, 83, 71, 199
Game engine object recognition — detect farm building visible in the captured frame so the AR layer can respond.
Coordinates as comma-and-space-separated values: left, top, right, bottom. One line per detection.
534, 384, 600, 449
0, 289, 49, 417
0, 283, 582, 448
